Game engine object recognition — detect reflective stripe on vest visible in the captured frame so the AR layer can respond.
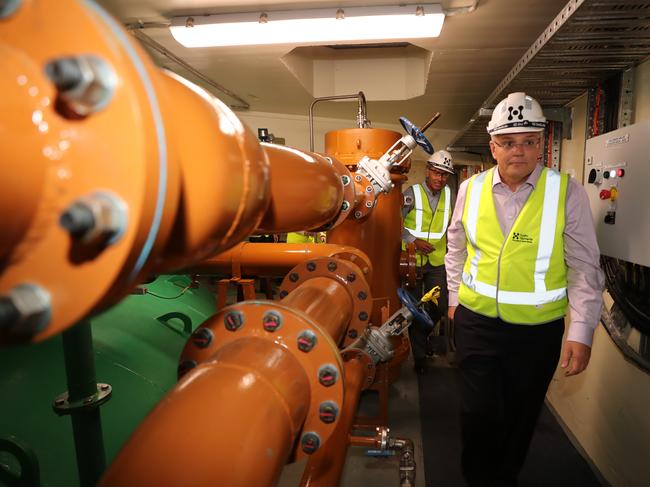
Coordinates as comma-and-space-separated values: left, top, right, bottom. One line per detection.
405, 184, 451, 239
459, 167, 568, 322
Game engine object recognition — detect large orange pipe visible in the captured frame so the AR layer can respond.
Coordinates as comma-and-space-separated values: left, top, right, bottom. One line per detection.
188, 242, 372, 279
282, 277, 353, 344
300, 356, 366, 486
101, 337, 310, 487
326, 129, 406, 315
256, 144, 346, 233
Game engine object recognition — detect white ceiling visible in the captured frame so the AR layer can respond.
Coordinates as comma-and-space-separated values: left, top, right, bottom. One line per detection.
98, 0, 569, 131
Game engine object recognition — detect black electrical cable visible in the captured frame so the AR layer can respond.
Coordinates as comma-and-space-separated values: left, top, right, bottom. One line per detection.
601, 256, 650, 335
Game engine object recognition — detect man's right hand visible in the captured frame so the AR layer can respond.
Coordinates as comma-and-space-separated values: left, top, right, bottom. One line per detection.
414, 239, 434, 254
448, 306, 457, 321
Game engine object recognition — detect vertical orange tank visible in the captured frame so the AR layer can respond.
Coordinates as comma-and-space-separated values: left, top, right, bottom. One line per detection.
325, 128, 406, 317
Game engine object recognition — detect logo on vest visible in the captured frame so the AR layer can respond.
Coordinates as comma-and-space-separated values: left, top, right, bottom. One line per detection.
512, 232, 533, 244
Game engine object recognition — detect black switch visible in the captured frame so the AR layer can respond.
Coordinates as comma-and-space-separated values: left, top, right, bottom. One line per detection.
604, 211, 616, 225
588, 168, 597, 184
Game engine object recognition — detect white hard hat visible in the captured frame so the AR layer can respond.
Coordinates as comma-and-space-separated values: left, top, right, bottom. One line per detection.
426, 150, 454, 174
487, 92, 546, 135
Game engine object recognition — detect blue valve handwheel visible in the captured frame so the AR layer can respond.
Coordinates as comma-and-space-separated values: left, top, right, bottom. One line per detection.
399, 116, 434, 155
397, 287, 434, 329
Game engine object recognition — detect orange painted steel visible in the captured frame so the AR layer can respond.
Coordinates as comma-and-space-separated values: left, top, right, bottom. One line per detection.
189, 242, 373, 279
282, 277, 353, 345
326, 129, 406, 316
256, 144, 347, 233
101, 338, 310, 487
300, 356, 367, 487
103, 271, 359, 485
0, 0, 269, 342
325, 128, 402, 167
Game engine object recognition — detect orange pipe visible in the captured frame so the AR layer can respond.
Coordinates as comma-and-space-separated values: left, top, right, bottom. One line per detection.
188, 242, 372, 279
300, 356, 366, 486
256, 144, 346, 233
282, 277, 353, 344
101, 337, 310, 487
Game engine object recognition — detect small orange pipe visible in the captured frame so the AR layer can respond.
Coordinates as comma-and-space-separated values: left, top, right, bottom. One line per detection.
101, 337, 310, 487
188, 242, 372, 279
256, 144, 346, 233
282, 277, 353, 344
300, 356, 366, 487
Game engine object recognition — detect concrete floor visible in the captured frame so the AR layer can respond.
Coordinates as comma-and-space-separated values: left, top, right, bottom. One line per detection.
278, 354, 425, 487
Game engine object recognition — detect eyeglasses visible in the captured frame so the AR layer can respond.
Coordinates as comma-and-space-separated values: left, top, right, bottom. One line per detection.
492, 139, 541, 151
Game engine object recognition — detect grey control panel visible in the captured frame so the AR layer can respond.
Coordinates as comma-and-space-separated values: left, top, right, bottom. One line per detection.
584, 119, 650, 267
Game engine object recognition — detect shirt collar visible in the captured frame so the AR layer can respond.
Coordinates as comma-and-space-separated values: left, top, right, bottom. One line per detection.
492, 163, 543, 189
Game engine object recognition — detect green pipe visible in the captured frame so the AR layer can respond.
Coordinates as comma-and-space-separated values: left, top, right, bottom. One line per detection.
61, 321, 106, 487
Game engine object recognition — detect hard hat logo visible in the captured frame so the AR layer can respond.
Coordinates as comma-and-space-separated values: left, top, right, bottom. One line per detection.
487, 92, 546, 135
426, 150, 455, 174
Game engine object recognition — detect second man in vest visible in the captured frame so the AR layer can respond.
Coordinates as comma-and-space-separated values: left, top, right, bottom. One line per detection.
402, 150, 455, 374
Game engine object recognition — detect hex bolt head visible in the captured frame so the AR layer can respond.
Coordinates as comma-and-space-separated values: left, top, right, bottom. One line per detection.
54, 398, 65, 406
354, 174, 362, 182
357, 291, 368, 301
341, 200, 350, 211
224, 311, 244, 331
327, 261, 337, 272
262, 311, 283, 332
365, 201, 373, 208
177, 359, 197, 378
0, 0, 21, 19
306, 261, 316, 272
354, 211, 362, 219
279, 290, 289, 299
318, 364, 339, 387
341, 175, 351, 186
319, 401, 340, 424
301, 432, 321, 454
191, 328, 214, 348
60, 202, 96, 239
0, 284, 51, 335
348, 329, 358, 339
289, 272, 299, 282
297, 330, 317, 352
365, 185, 373, 193
358, 311, 369, 321
347, 273, 356, 282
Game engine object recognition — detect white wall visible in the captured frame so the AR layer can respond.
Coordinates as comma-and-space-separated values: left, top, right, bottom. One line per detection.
547, 58, 650, 487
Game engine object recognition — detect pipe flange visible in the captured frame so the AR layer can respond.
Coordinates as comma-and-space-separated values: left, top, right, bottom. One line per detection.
351, 173, 376, 221
179, 301, 344, 459
400, 244, 417, 290
279, 257, 373, 347
52, 383, 112, 416
341, 348, 376, 389
322, 156, 356, 230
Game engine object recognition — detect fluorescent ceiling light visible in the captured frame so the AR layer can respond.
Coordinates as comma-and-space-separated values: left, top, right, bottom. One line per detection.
170, 4, 445, 48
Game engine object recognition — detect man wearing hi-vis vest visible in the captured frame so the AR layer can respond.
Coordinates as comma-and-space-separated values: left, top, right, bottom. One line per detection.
402, 149, 455, 374
445, 92, 604, 487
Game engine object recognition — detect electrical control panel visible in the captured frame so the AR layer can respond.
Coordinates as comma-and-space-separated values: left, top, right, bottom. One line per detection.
584, 119, 650, 267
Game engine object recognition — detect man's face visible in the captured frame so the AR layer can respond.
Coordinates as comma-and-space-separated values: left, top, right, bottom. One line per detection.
426, 167, 449, 191
489, 132, 542, 184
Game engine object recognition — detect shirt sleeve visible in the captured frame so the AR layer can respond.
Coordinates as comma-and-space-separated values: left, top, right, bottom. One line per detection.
563, 178, 605, 347
444, 179, 470, 307
401, 186, 416, 243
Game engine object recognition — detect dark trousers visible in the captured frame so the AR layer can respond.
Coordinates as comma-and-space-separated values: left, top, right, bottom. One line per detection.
408, 263, 448, 361
454, 305, 564, 487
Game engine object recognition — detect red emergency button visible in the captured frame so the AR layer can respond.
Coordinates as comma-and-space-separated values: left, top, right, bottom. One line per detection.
617, 168, 625, 177
599, 189, 611, 200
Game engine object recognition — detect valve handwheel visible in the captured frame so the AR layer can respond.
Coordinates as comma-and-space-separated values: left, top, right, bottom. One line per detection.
399, 116, 434, 155
397, 287, 434, 329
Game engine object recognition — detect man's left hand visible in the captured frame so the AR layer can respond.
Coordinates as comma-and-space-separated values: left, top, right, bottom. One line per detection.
560, 340, 592, 376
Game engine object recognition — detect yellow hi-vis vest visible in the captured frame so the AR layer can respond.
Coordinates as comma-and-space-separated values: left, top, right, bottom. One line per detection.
458, 167, 569, 324
287, 232, 315, 244
402, 184, 451, 267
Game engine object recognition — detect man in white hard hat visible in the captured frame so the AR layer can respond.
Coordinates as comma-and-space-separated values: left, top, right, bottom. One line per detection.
445, 92, 604, 486
402, 149, 455, 374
